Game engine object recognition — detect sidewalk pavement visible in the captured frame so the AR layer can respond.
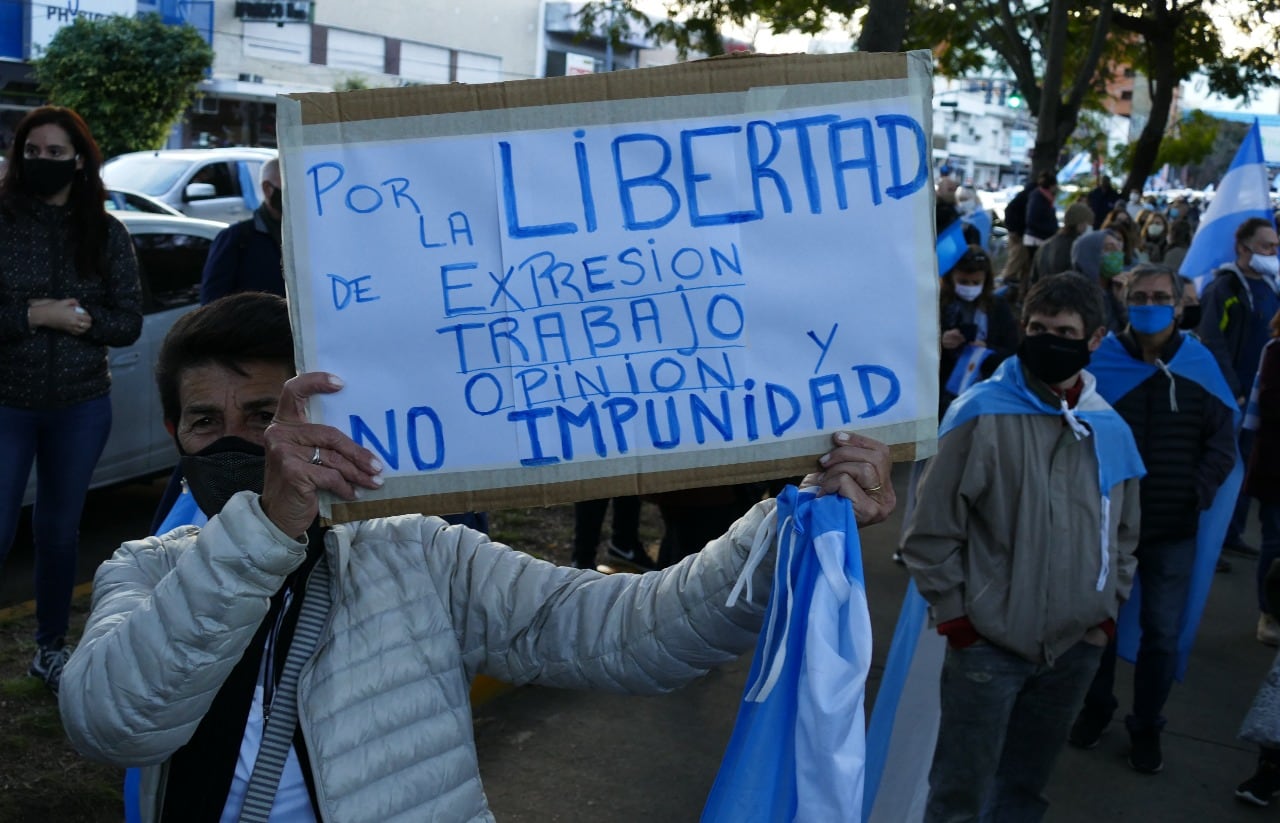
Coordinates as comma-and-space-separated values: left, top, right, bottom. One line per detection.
472, 463, 1279, 821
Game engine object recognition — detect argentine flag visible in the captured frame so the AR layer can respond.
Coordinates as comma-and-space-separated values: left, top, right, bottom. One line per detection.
1180, 120, 1276, 291
945, 345, 994, 396
703, 487, 872, 822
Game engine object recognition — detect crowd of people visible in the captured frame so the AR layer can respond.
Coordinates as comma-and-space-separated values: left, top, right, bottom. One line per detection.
5, 99, 1280, 822
920, 166, 1280, 817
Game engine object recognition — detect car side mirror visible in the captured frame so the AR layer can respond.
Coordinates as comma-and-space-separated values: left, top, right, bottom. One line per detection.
185, 182, 217, 201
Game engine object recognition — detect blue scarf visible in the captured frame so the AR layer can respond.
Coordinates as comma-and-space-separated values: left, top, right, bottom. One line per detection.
941, 356, 1145, 497
1088, 331, 1237, 414
1088, 331, 1242, 681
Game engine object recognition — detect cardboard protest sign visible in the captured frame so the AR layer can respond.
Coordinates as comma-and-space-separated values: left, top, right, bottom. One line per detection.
278, 51, 939, 522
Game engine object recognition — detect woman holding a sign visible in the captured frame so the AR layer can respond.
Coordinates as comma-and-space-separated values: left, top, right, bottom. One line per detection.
56, 293, 895, 823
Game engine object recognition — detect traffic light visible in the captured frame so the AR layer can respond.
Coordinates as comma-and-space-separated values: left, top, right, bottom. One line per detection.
1007, 85, 1024, 109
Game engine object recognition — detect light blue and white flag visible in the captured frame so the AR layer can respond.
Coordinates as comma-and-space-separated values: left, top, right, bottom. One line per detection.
864, 580, 944, 823
703, 487, 871, 822
945, 345, 993, 397
936, 218, 969, 276
962, 208, 993, 253
1058, 151, 1090, 184
1180, 121, 1276, 292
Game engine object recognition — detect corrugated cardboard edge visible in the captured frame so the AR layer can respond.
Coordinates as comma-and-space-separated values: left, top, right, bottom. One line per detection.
277, 50, 937, 523
329, 440, 922, 522
286, 51, 918, 124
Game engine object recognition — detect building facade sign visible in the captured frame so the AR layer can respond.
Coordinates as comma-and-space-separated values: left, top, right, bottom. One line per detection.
28, 0, 136, 56
234, 1, 313, 23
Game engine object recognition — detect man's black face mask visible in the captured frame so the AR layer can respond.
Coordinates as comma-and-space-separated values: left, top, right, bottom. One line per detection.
179, 436, 266, 516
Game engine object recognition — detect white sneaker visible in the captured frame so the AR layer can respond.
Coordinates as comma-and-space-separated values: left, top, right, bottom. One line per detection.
1258, 614, 1280, 647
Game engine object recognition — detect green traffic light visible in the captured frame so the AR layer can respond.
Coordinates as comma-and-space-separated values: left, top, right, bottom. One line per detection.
1008, 95, 1023, 109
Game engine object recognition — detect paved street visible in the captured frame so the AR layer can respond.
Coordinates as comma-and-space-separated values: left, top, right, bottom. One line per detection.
474, 462, 1278, 821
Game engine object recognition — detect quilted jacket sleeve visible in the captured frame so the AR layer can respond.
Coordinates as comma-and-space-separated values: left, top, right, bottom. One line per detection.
436, 498, 779, 695
59, 492, 307, 766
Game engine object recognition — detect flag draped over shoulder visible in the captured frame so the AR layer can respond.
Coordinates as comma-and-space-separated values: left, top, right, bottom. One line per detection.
1087, 333, 1242, 680
702, 486, 871, 823
1180, 121, 1276, 291
941, 357, 1145, 495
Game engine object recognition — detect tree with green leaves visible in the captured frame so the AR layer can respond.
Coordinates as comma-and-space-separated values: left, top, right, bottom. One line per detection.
1111, 1, 1280, 194
581, 0, 1277, 193
581, 0, 1118, 183
34, 14, 213, 159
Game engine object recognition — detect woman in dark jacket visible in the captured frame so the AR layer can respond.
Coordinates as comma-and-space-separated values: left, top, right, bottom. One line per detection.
938, 244, 1019, 417
0, 107, 141, 693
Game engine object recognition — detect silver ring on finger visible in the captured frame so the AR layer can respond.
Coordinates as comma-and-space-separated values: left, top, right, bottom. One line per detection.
310, 445, 324, 466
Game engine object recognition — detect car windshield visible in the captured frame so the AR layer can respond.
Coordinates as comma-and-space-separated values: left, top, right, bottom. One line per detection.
102, 156, 193, 196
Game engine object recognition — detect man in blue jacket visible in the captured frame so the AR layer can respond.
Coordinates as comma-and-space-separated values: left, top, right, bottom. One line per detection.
1070, 264, 1237, 773
199, 158, 285, 303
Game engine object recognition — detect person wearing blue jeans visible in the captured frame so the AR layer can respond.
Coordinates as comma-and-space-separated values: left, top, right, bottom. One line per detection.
927, 640, 1104, 822
0, 106, 143, 693
902, 275, 1144, 822
1070, 265, 1237, 773
0, 397, 112, 638
1076, 536, 1197, 756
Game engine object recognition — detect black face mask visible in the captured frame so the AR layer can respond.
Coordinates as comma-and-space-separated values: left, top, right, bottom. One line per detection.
179, 436, 266, 516
24, 156, 78, 198
1018, 332, 1092, 386
268, 186, 283, 214
1179, 304, 1202, 331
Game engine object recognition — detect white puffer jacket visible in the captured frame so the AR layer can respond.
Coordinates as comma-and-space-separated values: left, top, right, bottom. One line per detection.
60, 491, 778, 822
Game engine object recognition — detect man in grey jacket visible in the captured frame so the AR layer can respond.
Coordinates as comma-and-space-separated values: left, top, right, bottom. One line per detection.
58, 293, 895, 823
903, 273, 1144, 823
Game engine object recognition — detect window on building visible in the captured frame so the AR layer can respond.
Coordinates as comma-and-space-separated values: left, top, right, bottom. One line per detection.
327, 28, 385, 75
400, 41, 451, 84
456, 50, 503, 84
242, 21, 310, 64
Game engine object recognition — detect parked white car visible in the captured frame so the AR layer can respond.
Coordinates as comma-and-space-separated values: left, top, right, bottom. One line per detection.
102, 147, 277, 224
104, 187, 182, 216
21, 212, 226, 506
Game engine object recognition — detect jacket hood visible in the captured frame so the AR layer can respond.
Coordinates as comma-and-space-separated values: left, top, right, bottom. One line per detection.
1071, 230, 1110, 279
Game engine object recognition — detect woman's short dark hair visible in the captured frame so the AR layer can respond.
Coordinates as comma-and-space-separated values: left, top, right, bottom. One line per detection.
0, 106, 109, 279
1021, 271, 1106, 337
156, 293, 295, 426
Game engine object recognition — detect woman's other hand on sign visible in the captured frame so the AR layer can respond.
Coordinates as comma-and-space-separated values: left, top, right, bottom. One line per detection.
262, 372, 384, 538
805, 431, 895, 527
941, 328, 966, 350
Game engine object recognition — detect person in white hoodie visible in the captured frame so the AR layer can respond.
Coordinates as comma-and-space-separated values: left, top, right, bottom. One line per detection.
58, 292, 896, 823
